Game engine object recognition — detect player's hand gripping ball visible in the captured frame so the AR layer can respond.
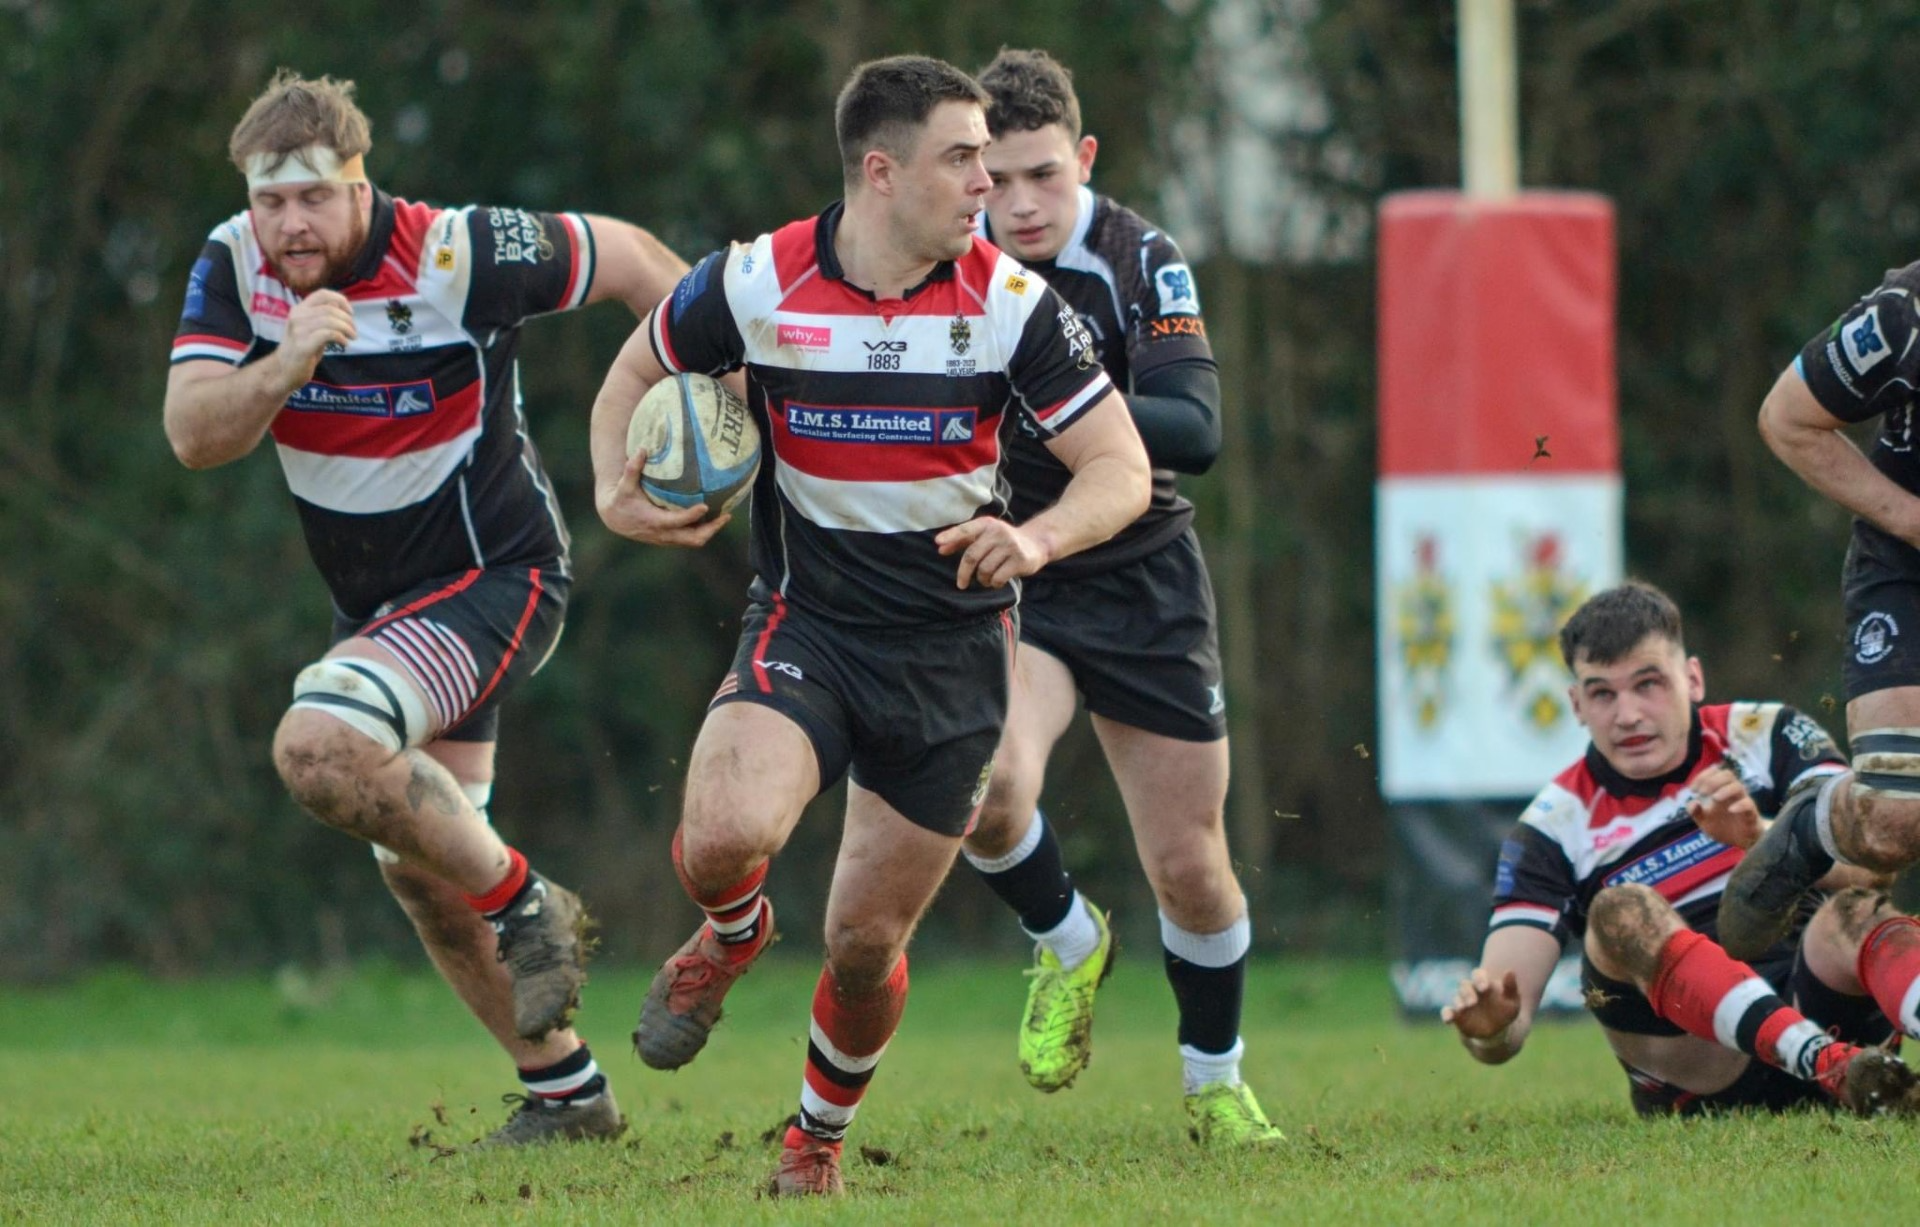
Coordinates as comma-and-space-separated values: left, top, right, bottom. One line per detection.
625, 373, 760, 522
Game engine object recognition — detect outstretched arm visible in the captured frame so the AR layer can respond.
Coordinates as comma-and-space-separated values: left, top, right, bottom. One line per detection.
1441, 925, 1561, 1065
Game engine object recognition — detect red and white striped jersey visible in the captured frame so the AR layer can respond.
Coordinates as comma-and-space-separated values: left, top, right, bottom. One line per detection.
651, 203, 1114, 626
171, 191, 592, 619
1490, 702, 1845, 946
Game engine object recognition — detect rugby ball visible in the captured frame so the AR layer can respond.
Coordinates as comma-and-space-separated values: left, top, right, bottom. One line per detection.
626, 373, 760, 521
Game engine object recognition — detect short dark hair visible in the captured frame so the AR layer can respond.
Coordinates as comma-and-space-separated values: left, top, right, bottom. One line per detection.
228, 68, 372, 176
1558, 581, 1685, 670
978, 47, 1082, 140
834, 55, 989, 188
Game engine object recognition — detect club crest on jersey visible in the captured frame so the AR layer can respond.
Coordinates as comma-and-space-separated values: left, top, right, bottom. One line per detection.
949, 315, 972, 356
1490, 533, 1588, 731
1155, 262, 1201, 316
1392, 534, 1454, 729
1843, 305, 1891, 376
387, 300, 413, 335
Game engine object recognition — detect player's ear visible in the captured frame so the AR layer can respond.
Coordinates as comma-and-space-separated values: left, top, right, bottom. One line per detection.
1685, 655, 1705, 703
862, 147, 897, 197
1076, 134, 1097, 183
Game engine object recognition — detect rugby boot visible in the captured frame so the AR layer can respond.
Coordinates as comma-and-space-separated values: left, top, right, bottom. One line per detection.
472, 1088, 627, 1149
768, 1125, 845, 1197
1185, 1081, 1286, 1146
1815, 1043, 1920, 1117
492, 873, 592, 1039
1019, 905, 1115, 1092
1718, 781, 1834, 961
634, 897, 775, 1070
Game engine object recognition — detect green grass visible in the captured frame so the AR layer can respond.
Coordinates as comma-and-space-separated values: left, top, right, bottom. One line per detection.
3, 957, 1918, 1223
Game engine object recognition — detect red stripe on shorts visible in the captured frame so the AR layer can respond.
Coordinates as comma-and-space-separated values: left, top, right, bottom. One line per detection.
468, 568, 545, 712
360, 570, 483, 637
750, 593, 789, 692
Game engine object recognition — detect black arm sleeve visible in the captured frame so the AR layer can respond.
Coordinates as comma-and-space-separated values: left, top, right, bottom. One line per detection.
1125, 359, 1221, 475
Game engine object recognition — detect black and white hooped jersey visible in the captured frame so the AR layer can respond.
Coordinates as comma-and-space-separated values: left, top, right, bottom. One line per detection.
1489, 703, 1845, 947
171, 192, 591, 619
1798, 259, 1920, 495
983, 187, 1214, 577
649, 203, 1114, 627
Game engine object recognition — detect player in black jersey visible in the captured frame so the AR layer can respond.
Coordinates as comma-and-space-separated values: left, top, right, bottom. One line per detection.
955, 49, 1280, 1147
590, 56, 1150, 1196
1721, 263, 1920, 959
1446, 583, 1920, 1117
164, 71, 692, 1146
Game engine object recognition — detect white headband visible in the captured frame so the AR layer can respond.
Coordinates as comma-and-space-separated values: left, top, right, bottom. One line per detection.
245, 145, 367, 191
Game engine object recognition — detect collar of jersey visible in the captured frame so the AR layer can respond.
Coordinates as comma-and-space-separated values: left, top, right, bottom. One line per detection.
332, 188, 397, 290
815, 200, 955, 301
1584, 707, 1704, 798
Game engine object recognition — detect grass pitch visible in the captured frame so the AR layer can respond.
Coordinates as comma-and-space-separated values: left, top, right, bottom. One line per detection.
3, 956, 1918, 1223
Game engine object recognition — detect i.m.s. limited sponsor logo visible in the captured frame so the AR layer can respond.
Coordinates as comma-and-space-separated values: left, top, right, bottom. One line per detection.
784, 404, 975, 444
286, 379, 438, 418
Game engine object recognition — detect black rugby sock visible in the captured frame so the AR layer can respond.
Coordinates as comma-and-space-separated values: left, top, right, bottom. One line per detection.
968, 810, 1076, 934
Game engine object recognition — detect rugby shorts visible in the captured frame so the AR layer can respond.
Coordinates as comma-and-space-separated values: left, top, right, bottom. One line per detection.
710, 594, 1014, 837
1841, 519, 1920, 700
1017, 527, 1227, 742
329, 565, 568, 744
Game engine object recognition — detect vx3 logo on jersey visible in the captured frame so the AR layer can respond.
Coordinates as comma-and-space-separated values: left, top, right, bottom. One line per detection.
865, 339, 908, 370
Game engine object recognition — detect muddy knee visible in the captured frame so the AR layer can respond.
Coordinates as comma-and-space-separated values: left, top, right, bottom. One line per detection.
1843, 731, 1920, 870
1587, 884, 1683, 986
272, 709, 381, 827
1817, 886, 1900, 947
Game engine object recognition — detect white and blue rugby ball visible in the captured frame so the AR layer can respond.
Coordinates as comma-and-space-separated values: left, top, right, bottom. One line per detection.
626, 373, 760, 521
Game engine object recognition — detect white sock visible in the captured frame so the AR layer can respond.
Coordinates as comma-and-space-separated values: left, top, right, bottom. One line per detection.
961, 810, 1044, 875
1814, 773, 1856, 865
1181, 1037, 1244, 1095
1031, 891, 1101, 971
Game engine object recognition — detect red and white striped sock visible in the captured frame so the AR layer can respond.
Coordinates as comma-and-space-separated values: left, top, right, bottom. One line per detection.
1647, 929, 1834, 1080
672, 827, 768, 956
796, 957, 908, 1142
1858, 916, 1920, 1040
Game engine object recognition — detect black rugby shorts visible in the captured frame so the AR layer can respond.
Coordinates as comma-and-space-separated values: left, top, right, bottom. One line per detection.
1016, 527, 1226, 742
1841, 520, 1920, 700
710, 595, 1014, 836
329, 565, 568, 744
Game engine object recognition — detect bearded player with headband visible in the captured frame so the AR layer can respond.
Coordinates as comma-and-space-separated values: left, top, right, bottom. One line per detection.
163, 70, 691, 1146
